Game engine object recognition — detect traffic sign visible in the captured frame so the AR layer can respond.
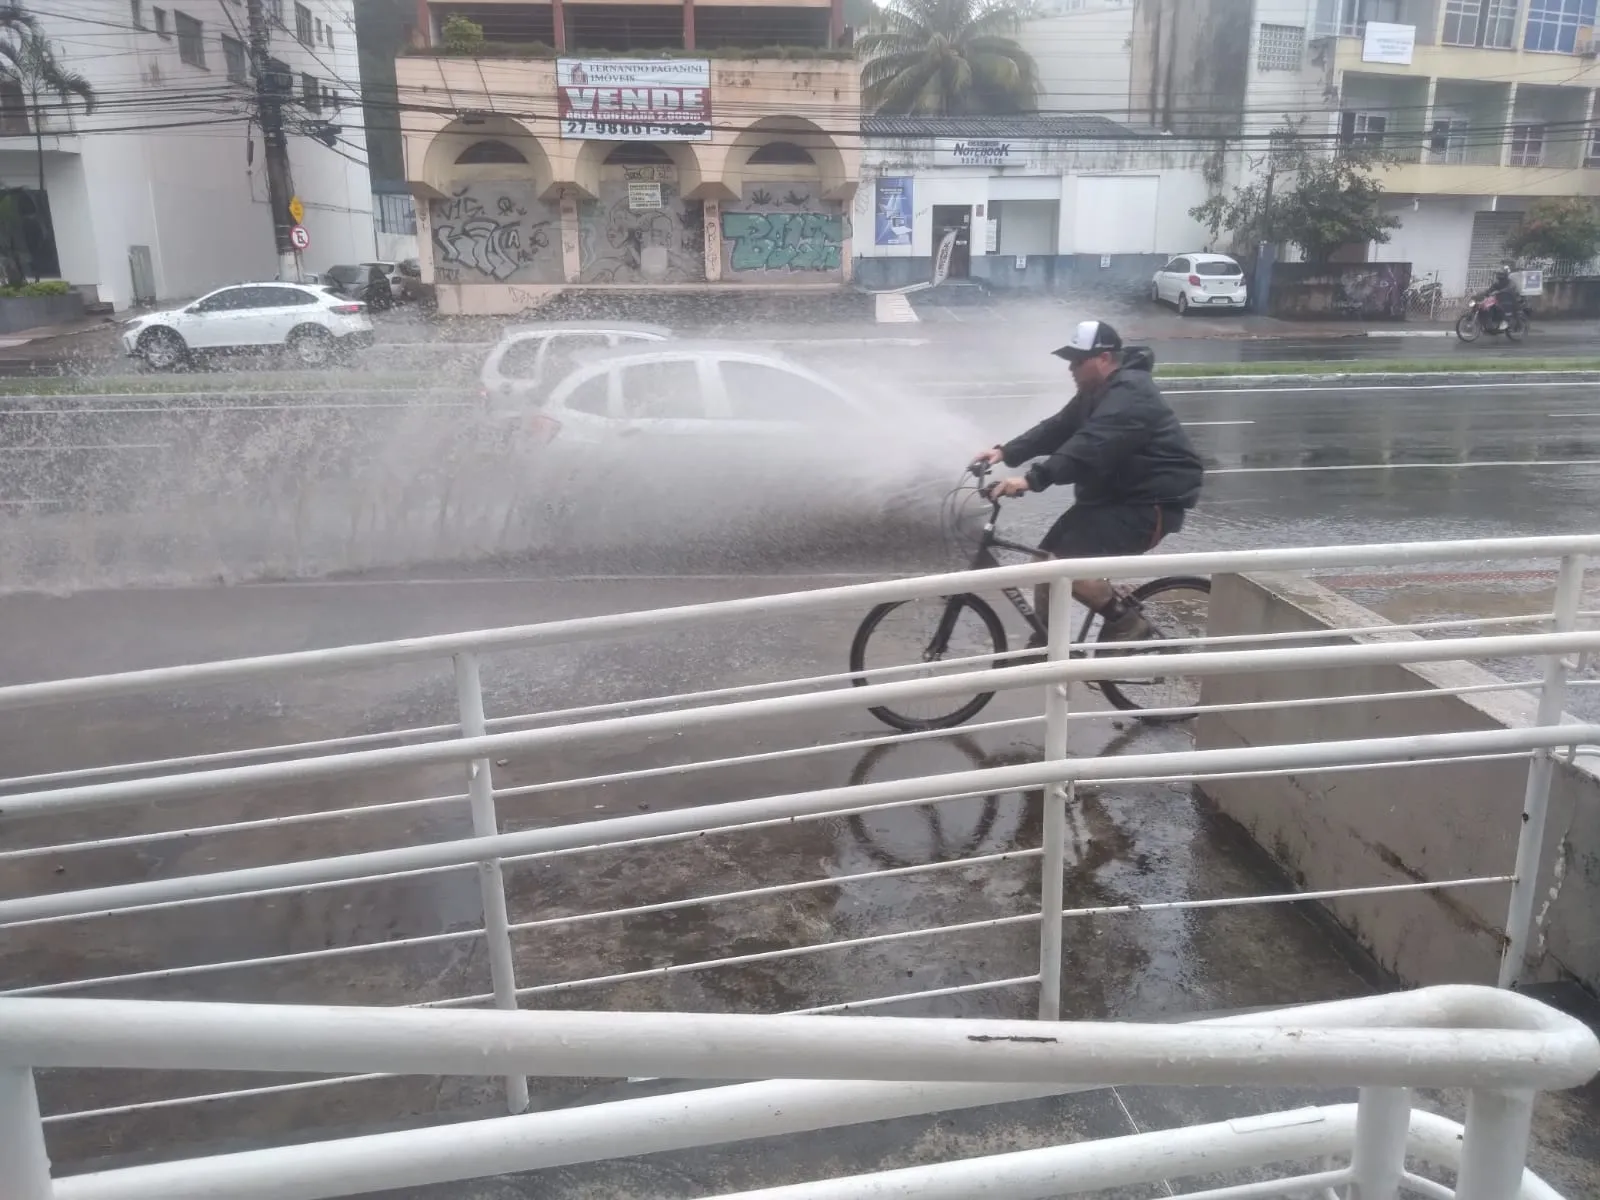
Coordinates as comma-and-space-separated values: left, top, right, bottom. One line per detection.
289, 224, 310, 251
288, 196, 304, 223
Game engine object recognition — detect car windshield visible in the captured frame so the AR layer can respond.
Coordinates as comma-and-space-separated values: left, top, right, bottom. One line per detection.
1196, 261, 1241, 276
326, 266, 363, 285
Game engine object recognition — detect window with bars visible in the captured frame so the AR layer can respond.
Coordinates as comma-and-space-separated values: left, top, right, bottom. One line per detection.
1509, 123, 1546, 165
1339, 110, 1388, 147
375, 192, 417, 235
131, 0, 144, 28
1257, 23, 1306, 70
1524, 0, 1597, 52
1442, 0, 1519, 47
1428, 116, 1470, 162
175, 11, 204, 67
1587, 127, 1600, 165
301, 71, 321, 112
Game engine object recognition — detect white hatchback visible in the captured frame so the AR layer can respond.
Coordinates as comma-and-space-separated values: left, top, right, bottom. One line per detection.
1151, 253, 1249, 315
478, 321, 673, 406
122, 282, 376, 370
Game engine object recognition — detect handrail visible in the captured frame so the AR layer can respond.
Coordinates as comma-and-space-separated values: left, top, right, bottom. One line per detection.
0, 534, 1596, 710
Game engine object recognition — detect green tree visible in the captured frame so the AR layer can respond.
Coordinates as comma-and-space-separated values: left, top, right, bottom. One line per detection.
1190, 127, 1400, 266
1504, 198, 1600, 265
441, 14, 485, 54
0, 11, 95, 280
858, 0, 1040, 116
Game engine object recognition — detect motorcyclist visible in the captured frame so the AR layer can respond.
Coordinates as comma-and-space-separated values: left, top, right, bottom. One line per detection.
1474, 266, 1523, 332
973, 320, 1205, 646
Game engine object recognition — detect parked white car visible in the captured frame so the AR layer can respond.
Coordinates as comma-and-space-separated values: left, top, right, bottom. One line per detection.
123, 282, 375, 369
478, 321, 672, 406
1151, 253, 1249, 314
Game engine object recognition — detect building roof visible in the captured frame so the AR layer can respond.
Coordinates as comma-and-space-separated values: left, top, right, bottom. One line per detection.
861, 113, 1139, 140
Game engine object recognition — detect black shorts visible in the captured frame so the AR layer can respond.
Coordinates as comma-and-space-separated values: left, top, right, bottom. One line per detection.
1039, 503, 1185, 560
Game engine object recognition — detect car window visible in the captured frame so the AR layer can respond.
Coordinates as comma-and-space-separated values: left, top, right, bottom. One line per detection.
193, 288, 247, 314
1161, 258, 1184, 273
543, 334, 613, 380
720, 361, 859, 423
255, 286, 318, 307
1172, 258, 1191, 274
1195, 260, 1241, 277
558, 372, 612, 417
619, 360, 705, 419
497, 337, 547, 379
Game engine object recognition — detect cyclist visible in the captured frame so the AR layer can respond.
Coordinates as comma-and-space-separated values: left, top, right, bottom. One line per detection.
1473, 265, 1522, 333
972, 319, 1204, 646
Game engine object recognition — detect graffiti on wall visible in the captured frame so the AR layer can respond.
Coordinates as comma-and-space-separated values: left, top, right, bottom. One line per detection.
430, 182, 561, 284
577, 173, 705, 284
720, 183, 846, 279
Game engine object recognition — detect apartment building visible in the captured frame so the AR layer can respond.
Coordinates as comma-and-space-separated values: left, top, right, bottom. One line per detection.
0, 0, 376, 310
396, 0, 860, 312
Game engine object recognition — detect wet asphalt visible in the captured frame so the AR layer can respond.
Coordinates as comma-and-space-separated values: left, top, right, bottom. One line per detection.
1, 340, 1598, 1193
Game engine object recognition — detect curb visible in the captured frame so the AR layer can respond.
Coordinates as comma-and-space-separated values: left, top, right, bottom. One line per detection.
1156, 369, 1600, 390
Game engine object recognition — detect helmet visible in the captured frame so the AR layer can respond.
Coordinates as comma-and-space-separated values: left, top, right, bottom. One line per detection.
1494, 265, 1512, 284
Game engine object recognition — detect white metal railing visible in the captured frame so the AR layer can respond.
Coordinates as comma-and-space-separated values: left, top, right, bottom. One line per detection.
1, 985, 1596, 1200
2, 536, 1599, 1193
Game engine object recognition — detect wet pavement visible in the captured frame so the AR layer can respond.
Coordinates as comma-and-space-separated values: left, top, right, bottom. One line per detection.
2, 346, 1600, 1191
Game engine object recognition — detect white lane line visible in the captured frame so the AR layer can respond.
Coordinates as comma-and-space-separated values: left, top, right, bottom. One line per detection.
1166, 381, 1600, 395
1211, 458, 1600, 474
0, 443, 167, 451
0, 403, 473, 416
1181, 420, 1254, 427
0, 390, 437, 403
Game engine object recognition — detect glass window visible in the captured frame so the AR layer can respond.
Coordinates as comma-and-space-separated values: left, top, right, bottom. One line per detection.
1257, 24, 1305, 71
294, 2, 313, 44
721, 362, 859, 423
152, 6, 168, 37
1195, 260, 1242, 277
175, 10, 203, 66
561, 373, 612, 417
194, 288, 249, 313
498, 339, 546, 380
222, 36, 247, 83
257, 286, 318, 307
131, 0, 144, 28
541, 334, 612, 381
1510, 123, 1546, 165
1340, 111, 1387, 148
301, 72, 320, 113
1587, 126, 1600, 166
619, 360, 705, 419
1525, 0, 1598, 52
1444, 0, 1519, 46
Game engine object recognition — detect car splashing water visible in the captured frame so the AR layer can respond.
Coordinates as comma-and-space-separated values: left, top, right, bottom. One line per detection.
0, 344, 990, 593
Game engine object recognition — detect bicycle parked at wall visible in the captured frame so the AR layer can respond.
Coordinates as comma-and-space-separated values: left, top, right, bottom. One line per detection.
847, 461, 1212, 732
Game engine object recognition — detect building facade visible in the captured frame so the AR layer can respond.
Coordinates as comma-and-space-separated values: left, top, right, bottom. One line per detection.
0, 0, 377, 311
397, 0, 860, 313
854, 115, 1215, 291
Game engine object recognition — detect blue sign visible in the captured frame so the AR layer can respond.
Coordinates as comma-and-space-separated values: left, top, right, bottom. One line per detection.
875, 177, 913, 247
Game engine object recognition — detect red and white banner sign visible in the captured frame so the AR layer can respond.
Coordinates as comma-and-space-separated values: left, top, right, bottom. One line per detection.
557, 58, 712, 142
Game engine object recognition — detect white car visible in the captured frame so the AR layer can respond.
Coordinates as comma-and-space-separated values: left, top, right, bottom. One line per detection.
122, 282, 376, 370
478, 321, 672, 406
1152, 253, 1249, 314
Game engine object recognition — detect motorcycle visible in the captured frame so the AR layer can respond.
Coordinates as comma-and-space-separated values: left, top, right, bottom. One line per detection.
1455, 294, 1528, 343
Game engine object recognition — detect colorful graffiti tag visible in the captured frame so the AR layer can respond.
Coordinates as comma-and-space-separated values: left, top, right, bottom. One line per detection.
721, 211, 845, 272
430, 182, 560, 284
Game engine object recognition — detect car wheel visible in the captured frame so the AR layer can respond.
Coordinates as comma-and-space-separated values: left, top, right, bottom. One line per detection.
1151, 281, 1162, 304
138, 326, 187, 370
288, 326, 334, 368
1177, 291, 1190, 316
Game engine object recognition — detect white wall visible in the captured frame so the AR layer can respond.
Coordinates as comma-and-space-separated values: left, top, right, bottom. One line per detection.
1020, 1, 1136, 122
1243, 0, 1328, 140
28, 0, 375, 309
1370, 194, 1481, 295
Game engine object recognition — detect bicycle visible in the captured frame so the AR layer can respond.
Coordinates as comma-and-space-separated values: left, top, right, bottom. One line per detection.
848, 461, 1211, 732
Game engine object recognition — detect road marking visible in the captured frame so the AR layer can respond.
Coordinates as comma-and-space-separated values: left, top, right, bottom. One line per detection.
0, 402, 473, 416
1180, 420, 1254, 427
1166, 381, 1600, 395
0, 389, 442, 403
1212, 458, 1600, 474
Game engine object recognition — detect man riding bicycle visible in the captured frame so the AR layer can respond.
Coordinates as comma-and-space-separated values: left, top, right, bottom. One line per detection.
973, 319, 1204, 646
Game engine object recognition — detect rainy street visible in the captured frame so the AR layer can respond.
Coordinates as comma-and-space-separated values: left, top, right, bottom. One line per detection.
2, 344, 1598, 1193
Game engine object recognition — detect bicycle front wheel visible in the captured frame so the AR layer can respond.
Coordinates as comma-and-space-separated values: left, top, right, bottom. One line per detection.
850, 595, 1008, 732
1095, 576, 1213, 720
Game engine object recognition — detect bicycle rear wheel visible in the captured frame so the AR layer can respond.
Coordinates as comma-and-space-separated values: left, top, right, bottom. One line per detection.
850, 595, 1008, 732
1094, 576, 1213, 720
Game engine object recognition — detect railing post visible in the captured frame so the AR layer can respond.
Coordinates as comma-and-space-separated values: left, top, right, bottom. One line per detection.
453, 652, 530, 1114
0, 1067, 53, 1200
1038, 578, 1074, 1021
1347, 1086, 1410, 1199
1498, 552, 1585, 989
1454, 1088, 1536, 1200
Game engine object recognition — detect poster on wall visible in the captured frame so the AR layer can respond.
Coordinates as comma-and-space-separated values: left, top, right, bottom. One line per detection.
558, 58, 712, 141
874, 177, 913, 246
1361, 21, 1415, 64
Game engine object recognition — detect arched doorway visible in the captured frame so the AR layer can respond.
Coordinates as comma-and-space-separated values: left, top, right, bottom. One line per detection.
719, 129, 847, 282
575, 142, 707, 284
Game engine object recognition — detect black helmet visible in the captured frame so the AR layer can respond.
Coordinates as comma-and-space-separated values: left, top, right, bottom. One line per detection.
1494, 265, 1511, 282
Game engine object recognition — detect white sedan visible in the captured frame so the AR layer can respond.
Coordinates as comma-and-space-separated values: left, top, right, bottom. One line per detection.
1151, 253, 1249, 315
122, 282, 375, 369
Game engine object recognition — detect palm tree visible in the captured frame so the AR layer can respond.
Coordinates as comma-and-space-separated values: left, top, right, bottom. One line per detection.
0, 7, 94, 279
858, 0, 1040, 116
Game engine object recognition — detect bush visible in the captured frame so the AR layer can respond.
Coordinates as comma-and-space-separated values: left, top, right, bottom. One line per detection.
0, 281, 72, 298
441, 14, 485, 54
1504, 198, 1600, 265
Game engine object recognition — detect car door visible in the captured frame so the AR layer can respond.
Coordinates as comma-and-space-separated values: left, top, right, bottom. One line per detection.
1163, 258, 1190, 303
251, 285, 319, 345
176, 287, 251, 348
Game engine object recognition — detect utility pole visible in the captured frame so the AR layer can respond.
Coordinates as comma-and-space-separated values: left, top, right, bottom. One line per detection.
248, 0, 298, 281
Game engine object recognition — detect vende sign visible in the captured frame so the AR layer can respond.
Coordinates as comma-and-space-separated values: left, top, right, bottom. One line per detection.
558, 58, 712, 142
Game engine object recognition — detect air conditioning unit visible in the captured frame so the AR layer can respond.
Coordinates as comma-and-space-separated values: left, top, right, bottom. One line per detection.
1577, 26, 1598, 56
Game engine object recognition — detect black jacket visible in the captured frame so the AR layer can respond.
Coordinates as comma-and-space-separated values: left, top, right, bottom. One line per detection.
1000, 347, 1204, 509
